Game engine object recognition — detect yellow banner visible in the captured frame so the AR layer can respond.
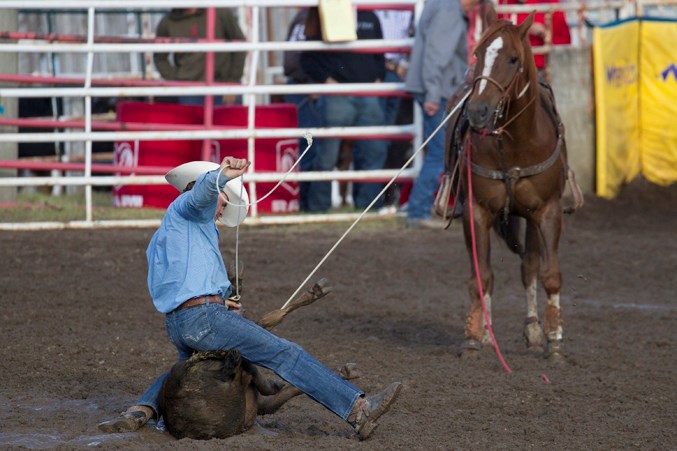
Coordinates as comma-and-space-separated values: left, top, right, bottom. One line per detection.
593, 21, 641, 199
640, 20, 677, 186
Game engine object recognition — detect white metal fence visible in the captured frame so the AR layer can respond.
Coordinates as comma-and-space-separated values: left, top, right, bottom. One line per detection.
1, 0, 671, 230
0, 0, 424, 230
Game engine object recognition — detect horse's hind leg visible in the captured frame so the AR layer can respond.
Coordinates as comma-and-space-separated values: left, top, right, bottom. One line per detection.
522, 221, 545, 350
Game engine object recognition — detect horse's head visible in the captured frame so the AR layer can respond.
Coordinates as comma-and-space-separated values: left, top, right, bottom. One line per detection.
465, 10, 537, 131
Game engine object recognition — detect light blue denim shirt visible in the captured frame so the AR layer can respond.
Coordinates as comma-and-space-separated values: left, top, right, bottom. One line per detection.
146, 169, 232, 314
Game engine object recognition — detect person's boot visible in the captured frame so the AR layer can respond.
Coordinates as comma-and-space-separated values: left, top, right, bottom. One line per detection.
348, 382, 402, 440
98, 409, 150, 433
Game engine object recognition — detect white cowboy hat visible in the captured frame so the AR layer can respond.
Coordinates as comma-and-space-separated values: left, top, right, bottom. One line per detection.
217, 176, 249, 227
165, 161, 249, 227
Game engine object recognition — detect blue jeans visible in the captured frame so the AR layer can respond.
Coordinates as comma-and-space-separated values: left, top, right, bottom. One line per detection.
307, 95, 388, 212
407, 95, 448, 221
137, 303, 362, 421
178, 95, 224, 106
380, 70, 403, 127
178, 95, 244, 106
285, 87, 325, 212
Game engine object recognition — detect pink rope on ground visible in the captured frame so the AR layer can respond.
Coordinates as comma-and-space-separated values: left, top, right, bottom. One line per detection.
466, 143, 512, 374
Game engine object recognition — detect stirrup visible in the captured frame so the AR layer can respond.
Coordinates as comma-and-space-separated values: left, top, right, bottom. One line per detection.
433, 173, 453, 219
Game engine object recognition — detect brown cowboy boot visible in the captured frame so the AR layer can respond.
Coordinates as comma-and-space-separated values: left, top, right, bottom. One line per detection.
348, 382, 402, 440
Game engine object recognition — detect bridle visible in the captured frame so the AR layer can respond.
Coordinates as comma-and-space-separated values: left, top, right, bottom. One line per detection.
470, 65, 533, 137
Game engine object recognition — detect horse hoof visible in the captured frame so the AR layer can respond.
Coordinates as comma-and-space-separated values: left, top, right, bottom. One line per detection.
544, 340, 566, 362
459, 349, 481, 360
523, 319, 545, 350
458, 339, 482, 358
544, 351, 566, 364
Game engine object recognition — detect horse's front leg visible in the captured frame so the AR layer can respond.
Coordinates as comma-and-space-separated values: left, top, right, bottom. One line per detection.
536, 201, 564, 358
460, 205, 494, 356
523, 220, 546, 350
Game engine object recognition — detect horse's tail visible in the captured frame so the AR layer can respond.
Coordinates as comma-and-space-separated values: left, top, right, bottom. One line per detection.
494, 215, 524, 256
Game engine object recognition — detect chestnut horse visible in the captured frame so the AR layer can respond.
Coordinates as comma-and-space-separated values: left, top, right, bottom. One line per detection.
449, 10, 582, 358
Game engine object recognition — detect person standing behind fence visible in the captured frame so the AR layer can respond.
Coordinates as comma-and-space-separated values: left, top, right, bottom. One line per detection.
499, 0, 571, 79
153, 8, 246, 106
300, 10, 388, 213
403, 0, 469, 229
375, 9, 414, 127
375, 9, 415, 213
283, 8, 326, 212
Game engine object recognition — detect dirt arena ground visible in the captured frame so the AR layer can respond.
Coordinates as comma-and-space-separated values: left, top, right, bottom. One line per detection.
1, 178, 675, 450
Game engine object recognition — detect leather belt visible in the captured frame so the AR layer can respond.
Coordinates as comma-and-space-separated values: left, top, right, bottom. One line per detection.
176, 295, 225, 311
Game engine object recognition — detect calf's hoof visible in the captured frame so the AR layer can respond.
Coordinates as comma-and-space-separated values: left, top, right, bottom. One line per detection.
337, 362, 361, 380
98, 410, 149, 433
312, 278, 332, 297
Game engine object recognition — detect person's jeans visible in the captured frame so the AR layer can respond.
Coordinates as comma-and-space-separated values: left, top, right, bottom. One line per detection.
137, 303, 363, 421
285, 87, 325, 212
307, 95, 388, 212
178, 95, 224, 106
177, 95, 244, 106
380, 69, 403, 127
407, 95, 448, 221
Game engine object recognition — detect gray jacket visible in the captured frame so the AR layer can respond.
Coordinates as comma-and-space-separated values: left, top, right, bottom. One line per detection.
404, 0, 468, 105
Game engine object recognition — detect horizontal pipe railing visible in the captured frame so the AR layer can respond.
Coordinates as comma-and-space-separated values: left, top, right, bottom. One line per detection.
0, 38, 414, 54
0, 81, 407, 98
1, 0, 416, 8
0, 211, 402, 231
0, 169, 418, 187
0, 0, 628, 9
0, 124, 416, 143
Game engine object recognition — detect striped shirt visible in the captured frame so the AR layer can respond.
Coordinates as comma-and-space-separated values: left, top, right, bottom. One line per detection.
375, 10, 413, 63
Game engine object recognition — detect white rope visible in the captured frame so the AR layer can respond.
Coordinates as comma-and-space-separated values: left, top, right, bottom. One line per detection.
215, 131, 313, 208
215, 132, 314, 302
281, 91, 472, 309
231, 180, 244, 303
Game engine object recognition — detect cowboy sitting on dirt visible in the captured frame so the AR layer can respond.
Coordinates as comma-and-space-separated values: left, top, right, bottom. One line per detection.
98, 156, 402, 440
